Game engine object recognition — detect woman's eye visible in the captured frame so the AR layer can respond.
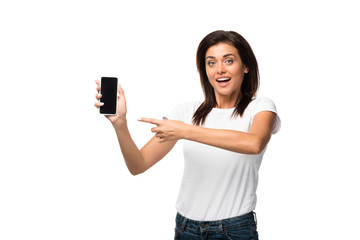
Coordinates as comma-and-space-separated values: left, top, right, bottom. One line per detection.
225, 59, 233, 64
207, 61, 215, 66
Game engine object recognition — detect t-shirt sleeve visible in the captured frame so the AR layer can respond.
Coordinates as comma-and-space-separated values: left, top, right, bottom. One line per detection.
251, 97, 281, 134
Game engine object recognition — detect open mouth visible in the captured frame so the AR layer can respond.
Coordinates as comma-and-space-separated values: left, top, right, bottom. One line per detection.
216, 77, 231, 83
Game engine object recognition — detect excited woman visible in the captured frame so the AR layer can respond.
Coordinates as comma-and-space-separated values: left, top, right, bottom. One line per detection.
95, 30, 281, 240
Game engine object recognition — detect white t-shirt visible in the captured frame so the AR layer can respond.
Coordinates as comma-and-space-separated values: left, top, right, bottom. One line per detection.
165, 97, 281, 221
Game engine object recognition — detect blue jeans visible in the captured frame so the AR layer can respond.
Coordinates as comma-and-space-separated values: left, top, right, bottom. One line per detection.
174, 212, 259, 240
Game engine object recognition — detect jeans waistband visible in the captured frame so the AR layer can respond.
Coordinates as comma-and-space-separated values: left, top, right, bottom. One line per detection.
176, 211, 257, 233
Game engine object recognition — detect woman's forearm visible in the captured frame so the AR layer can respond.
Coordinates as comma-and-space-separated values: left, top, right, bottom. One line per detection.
138, 117, 268, 154
112, 120, 145, 175
184, 125, 263, 154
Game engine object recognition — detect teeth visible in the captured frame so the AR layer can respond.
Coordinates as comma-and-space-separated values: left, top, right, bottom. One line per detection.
217, 78, 231, 82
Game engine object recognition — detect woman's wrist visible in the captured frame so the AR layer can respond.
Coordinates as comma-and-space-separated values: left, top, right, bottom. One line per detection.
111, 117, 127, 129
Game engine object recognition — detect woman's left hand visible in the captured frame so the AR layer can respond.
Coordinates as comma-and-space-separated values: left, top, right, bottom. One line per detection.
138, 117, 189, 143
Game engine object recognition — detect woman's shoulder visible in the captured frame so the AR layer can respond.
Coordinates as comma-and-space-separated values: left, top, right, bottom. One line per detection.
166, 101, 202, 122
173, 101, 203, 112
248, 96, 277, 109
246, 96, 279, 117
251, 96, 275, 103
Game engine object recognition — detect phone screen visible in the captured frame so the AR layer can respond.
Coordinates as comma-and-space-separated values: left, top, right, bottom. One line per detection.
100, 77, 118, 115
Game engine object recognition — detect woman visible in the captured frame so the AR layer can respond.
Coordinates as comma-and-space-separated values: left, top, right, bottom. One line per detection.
95, 30, 280, 240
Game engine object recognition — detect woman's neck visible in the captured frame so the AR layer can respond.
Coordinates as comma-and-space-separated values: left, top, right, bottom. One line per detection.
214, 92, 241, 109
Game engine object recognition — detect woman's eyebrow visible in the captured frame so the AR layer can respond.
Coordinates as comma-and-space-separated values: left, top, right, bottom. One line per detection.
206, 54, 236, 59
223, 54, 235, 58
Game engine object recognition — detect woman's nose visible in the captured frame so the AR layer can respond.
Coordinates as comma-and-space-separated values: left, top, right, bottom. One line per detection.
217, 63, 225, 74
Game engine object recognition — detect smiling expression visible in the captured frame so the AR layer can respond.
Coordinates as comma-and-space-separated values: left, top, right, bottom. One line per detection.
205, 42, 248, 108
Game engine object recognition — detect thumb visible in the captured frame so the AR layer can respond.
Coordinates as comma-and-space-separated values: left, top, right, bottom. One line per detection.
118, 83, 125, 97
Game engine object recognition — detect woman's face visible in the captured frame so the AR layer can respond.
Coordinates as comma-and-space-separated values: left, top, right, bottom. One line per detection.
205, 42, 248, 104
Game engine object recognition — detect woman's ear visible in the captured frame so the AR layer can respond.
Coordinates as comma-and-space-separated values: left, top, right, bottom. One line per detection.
244, 66, 249, 73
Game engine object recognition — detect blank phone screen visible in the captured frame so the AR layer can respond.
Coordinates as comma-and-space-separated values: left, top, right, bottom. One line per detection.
100, 77, 118, 115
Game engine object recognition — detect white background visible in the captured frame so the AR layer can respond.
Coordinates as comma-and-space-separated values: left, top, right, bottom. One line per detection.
1, 0, 359, 239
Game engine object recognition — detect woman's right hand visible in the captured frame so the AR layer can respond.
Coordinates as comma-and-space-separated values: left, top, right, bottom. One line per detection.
94, 80, 127, 125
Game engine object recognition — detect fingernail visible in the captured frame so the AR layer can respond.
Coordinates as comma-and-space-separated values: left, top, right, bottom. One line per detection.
137, 117, 142, 121
99, 102, 104, 106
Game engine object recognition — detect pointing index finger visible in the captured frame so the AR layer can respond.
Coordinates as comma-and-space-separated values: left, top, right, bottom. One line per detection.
138, 117, 161, 125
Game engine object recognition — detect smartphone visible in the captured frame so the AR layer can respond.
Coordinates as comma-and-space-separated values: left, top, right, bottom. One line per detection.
99, 77, 118, 115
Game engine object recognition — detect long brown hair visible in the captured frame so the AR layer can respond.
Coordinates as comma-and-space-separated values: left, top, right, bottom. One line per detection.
192, 30, 259, 126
